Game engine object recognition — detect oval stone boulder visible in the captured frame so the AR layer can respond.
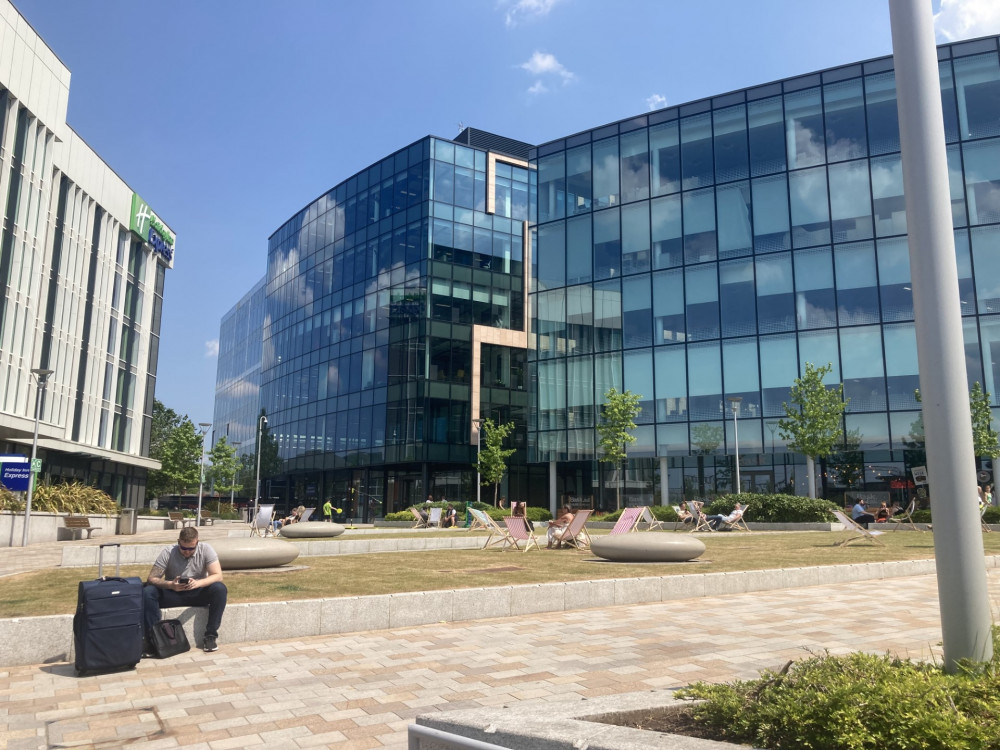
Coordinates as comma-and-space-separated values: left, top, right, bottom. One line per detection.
590, 533, 705, 563
209, 537, 300, 569
279, 522, 345, 539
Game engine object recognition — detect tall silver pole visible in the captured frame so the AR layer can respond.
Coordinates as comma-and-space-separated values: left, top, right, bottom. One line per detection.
22, 369, 52, 547
196, 422, 211, 526
889, 0, 993, 670
729, 397, 742, 495
254, 415, 267, 522
477, 428, 482, 506
230, 441, 241, 511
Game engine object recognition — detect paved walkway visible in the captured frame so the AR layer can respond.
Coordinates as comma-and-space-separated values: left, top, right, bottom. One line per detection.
3, 566, 999, 749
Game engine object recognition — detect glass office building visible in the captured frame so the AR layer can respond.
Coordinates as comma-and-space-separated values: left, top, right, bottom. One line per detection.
215, 37, 1000, 512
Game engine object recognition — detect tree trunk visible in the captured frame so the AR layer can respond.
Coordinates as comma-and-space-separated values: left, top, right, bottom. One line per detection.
806, 456, 816, 498
617, 462, 623, 511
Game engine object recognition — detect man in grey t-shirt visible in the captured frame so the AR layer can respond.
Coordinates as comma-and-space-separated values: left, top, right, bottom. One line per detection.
143, 526, 227, 652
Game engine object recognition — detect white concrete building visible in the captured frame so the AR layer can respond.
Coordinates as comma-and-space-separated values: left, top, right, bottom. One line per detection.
0, 0, 174, 507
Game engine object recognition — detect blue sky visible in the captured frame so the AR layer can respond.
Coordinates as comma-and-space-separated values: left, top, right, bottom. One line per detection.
12, 0, 1000, 432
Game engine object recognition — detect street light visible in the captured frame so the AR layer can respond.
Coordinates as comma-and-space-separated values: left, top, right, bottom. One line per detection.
728, 396, 743, 495
22, 368, 54, 547
254, 415, 268, 522
471, 418, 483, 507
196, 422, 211, 526
229, 441, 241, 511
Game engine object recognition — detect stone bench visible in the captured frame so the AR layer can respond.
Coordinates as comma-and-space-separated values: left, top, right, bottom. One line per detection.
590, 533, 705, 562
62, 516, 99, 540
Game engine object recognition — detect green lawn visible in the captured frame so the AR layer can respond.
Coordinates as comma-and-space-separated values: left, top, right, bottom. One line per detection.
4, 530, 998, 618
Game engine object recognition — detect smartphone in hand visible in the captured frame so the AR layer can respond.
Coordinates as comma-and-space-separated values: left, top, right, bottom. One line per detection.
177, 577, 190, 585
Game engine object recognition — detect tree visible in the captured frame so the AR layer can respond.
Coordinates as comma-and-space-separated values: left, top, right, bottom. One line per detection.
691, 423, 724, 496
596, 388, 642, 511
969, 382, 999, 461
207, 436, 241, 509
146, 400, 182, 500
779, 362, 848, 499
475, 419, 516, 506
154, 418, 204, 496
828, 427, 865, 490
246, 411, 282, 500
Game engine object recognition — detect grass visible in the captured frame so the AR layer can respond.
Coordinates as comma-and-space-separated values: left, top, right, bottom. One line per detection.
4, 530, 1000, 619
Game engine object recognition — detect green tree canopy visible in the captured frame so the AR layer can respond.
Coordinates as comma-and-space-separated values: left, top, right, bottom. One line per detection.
475, 418, 517, 506
146, 400, 182, 500
152, 418, 204, 497
779, 362, 848, 498
207, 436, 241, 506
969, 382, 999, 460
596, 388, 642, 510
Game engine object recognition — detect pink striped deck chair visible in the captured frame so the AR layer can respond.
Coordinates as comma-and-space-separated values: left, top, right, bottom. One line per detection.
501, 516, 539, 552
555, 509, 593, 551
609, 506, 665, 534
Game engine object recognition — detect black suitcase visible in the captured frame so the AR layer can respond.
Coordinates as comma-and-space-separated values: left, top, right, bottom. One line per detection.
73, 542, 144, 675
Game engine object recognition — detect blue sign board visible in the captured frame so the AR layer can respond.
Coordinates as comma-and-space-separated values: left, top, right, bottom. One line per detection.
0, 456, 30, 492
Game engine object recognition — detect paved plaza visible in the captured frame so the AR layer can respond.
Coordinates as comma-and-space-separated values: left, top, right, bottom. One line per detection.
2, 554, 999, 749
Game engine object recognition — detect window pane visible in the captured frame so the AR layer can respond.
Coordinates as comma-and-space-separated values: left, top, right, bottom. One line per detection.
567, 284, 593, 355
681, 113, 714, 190
593, 137, 620, 209
685, 264, 719, 341
650, 121, 681, 196
940, 60, 960, 143
716, 182, 753, 258
593, 207, 621, 280
824, 78, 868, 161
621, 201, 651, 274
834, 241, 879, 325
954, 52, 1000, 140
840, 326, 886, 412
723, 337, 760, 399
828, 160, 874, 242
653, 269, 685, 344
752, 174, 791, 253
980, 316, 1000, 404
535, 289, 565, 359
798, 329, 841, 381
536, 221, 565, 290
566, 144, 592, 215
789, 166, 831, 247
972, 225, 1000, 314
683, 187, 717, 263
866, 71, 900, 155
749, 96, 786, 176
756, 253, 795, 333
566, 214, 593, 284
623, 275, 652, 348
594, 279, 622, 352
538, 152, 565, 222
947, 144, 968, 227
655, 346, 687, 420
884, 323, 920, 409
714, 104, 749, 183
955, 228, 976, 314
720, 258, 756, 337
785, 88, 826, 168
625, 349, 655, 421
794, 248, 836, 329
877, 237, 913, 322
620, 129, 650, 202
963, 139, 1000, 225
687, 342, 722, 419
567, 356, 594, 428
538, 360, 566, 430
871, 154, 907, 237
760, 333, 797, 416
651, 194, 683, 268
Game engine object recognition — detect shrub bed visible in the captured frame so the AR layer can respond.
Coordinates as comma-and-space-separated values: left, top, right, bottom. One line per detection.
706, 492, 839, 522
677, 628, 1000, 749
910, 506, 999, 524
0, 481, 118, 515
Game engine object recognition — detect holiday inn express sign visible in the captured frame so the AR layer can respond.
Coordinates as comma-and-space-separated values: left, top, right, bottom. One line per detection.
130, 193, 175, 263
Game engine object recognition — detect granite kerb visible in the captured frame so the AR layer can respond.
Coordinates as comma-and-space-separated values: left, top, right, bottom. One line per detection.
5, 555, 996, 669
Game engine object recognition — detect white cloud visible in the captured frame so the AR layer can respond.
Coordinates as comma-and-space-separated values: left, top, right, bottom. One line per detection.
935, 0, 1000, 41
520, 51, 575, 84
527, 80, 549, 95
205, 339, 219, 358
646, 93, 667, 111
503, 0, 563, 28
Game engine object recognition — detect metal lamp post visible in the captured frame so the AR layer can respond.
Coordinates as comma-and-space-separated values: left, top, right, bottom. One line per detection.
728, 397, 743, 495
196, 422, 211, 526
229, 441, 241, 511
254, 415, 268, 522
22, 368, 54, 547
472, 418, 483, 507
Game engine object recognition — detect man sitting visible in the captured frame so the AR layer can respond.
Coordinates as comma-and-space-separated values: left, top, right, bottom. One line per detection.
706, 502, 743, 531
143, 527, 227, 652
546, 506, 574, 549
852, 500, 876, 526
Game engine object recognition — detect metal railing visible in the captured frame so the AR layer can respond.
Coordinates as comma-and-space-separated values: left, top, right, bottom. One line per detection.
408, 724, 509, 750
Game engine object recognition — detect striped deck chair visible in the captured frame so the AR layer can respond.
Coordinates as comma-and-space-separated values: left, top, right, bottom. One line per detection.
410, 507, 429, 528
249, 504, 274, 538
501, 516, 540, 552
609, 506, 665, 534
555, 509, 593, 551
467, 507, 490, 532
468, 507, 512, 549
832, 509, 886, 546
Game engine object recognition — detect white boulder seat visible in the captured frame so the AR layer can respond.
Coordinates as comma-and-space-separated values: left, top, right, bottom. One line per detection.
210, 537, 300, 569
590, 534, 706, 562
279, 521, 345, 539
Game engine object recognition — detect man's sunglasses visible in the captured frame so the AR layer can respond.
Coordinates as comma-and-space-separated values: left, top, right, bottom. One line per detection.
178, 543, 197, 551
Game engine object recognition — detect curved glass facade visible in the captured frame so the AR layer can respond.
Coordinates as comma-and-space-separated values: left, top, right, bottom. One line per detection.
216, 37, 1000, 512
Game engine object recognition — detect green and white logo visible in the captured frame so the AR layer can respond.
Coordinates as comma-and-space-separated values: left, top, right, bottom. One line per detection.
130, 193, 175, 262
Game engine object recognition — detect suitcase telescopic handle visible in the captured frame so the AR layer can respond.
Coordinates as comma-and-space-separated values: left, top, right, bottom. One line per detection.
98, 543, 123, 579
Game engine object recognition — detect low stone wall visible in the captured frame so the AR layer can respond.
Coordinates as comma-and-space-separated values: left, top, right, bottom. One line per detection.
0, 512, 176, 547
6, 556, 997, 668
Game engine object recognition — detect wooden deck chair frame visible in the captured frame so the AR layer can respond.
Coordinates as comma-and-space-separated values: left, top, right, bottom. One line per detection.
555, 509, 593, 551
688, 501, 712, 533
249, 504, 275, 537
832, 509, 886, 546
982, 503, 992, 533
410, 507, 429, 529
427, 507, 443, 527
638, 506, 667, 531
468, 507, 513, 549
467, 507, 490, 532
610, 506, 665, 535
718, 504, 751, 532
501, 516, 540, 552
671, 504, 691, 531
888, 499, 921, 532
